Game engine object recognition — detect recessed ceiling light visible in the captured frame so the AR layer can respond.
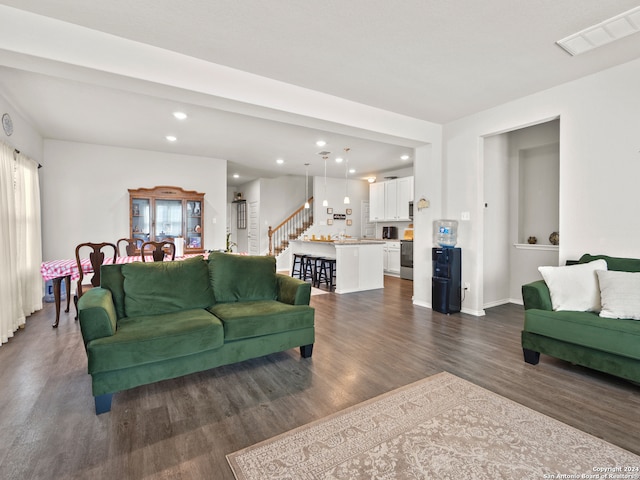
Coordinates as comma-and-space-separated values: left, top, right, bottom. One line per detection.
233, 174, 239, 179
335, 157, 343, 163
349, 168, 356, 174
316, 140, 326, 147
276, 158, 284, 164
401, 154, 410, 160
173, 111, 187, 120
557, 6, 640, 55
166, 135, 177, 142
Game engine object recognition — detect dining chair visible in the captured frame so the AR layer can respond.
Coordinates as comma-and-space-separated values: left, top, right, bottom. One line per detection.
117, 237, 143, 257
141, 240, 176, 262
74, 242, 117, 320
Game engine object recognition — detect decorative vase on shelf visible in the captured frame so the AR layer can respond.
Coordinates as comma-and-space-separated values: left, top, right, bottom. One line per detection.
549, 231, 559, 245
527, 236, 537, 244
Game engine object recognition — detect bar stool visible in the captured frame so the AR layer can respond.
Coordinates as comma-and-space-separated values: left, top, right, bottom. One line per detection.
316, 257, 336, 291
302, 255, 321, 283
311, 256, 326, 287
291, 253, 306, 279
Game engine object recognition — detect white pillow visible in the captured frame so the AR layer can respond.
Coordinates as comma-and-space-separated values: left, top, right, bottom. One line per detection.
538, 259, 607, 312
596, 270, 640, 320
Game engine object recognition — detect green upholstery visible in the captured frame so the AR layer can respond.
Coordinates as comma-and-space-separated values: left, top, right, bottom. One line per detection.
78, 253, 315, 414
523, 310, 640, 361
277, 274, 312, 305
208, 252, 277, 303
521, 280, 552, 311
209, 300, 315, 341
100, 264, 126, 319
578, 253, 640, 272
122, 256, 214, 317
77, 287, 117, 345
87, 309, 224, 373
521, 253, 640, 383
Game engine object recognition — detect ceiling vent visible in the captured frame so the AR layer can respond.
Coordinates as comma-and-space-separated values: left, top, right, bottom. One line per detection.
557, 6, 640, 55
317, 151, 331, 156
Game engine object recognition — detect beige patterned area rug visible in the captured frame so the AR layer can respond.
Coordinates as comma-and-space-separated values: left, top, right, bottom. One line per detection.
227, 372, 639, 479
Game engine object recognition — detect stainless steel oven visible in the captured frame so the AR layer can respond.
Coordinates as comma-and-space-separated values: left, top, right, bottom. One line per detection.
400, 240, 413, 280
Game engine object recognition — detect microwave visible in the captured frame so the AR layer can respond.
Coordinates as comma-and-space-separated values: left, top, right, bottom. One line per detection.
409, 201, 414, 219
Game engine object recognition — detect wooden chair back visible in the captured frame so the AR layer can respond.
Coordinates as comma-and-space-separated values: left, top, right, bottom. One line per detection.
75, 242, 117, 298
141, 240, 176, 262
117, 237, 143, 257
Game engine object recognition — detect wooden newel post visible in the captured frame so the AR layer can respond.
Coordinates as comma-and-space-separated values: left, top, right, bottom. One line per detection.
268, 226, 273, 256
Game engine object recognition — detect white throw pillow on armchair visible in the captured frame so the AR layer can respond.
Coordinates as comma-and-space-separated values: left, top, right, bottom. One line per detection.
538, 259, 607, 312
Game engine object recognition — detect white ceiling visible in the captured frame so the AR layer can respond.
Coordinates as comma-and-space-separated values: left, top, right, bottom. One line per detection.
1, 1, 639, 185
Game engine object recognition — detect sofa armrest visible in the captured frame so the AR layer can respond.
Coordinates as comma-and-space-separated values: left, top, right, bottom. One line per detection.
276, 274, 311, 305
521, 280, 553, 311
78, 287, 118, 345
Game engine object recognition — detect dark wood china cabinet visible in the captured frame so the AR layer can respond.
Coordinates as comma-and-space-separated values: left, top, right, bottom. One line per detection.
129, 186, 205, 254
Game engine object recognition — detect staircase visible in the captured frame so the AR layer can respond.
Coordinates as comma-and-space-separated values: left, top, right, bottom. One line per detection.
268, 197, 313, 257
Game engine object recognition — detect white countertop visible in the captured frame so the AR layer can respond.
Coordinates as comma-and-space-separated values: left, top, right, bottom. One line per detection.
291, 239, 385, 246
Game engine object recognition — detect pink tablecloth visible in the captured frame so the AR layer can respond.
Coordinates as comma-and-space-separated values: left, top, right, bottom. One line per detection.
40, 253, 205, 281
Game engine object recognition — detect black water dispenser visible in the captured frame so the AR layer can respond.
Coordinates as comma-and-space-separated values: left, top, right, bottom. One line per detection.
432, 247, 461, 314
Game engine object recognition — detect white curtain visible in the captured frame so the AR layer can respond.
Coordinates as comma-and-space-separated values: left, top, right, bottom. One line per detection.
0, 142, 42, 345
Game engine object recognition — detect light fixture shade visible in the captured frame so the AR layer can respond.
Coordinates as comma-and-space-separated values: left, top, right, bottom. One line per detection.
343, 147, 351, 206
322, 199, 328, 207
304, 162, 310, 209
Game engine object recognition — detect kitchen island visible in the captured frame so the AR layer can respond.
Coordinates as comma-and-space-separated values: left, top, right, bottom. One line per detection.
290, 239, 385, 294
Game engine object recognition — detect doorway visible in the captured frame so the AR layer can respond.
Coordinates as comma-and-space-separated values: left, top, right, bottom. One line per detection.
482, 119, 560, 309
248, 200, 259, 255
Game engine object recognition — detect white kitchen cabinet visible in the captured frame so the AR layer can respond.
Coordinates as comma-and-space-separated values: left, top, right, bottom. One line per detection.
384, 179, 398, 220
370, 176, 414, 221
369, 182, 385, 221
395, 176, 414, 220
383, 241, 401, 275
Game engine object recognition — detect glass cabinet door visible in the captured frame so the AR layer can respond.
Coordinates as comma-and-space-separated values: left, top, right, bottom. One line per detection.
132, 198, 150, 242
155, 199, 183, 240
186, 201, 202, 249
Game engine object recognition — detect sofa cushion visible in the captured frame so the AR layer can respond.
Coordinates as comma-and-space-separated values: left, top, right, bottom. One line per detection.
208, 252, 277, 303
524, 309, 640, 361
538, 259, 607, 312
597, 270, 640, 321
86, 309, 224, 374
208, 300, 314, 341
122, 256, 214, 317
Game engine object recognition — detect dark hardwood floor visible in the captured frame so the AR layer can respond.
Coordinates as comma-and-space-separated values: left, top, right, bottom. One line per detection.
0, 276, 638, 479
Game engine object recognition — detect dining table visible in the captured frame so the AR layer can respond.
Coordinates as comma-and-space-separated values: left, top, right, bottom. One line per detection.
40, 253, 205, 327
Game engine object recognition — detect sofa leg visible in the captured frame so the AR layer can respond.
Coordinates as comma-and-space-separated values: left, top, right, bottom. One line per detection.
523, 348, 540, 365
300, 344, 313, 358
95, 393, 113, 414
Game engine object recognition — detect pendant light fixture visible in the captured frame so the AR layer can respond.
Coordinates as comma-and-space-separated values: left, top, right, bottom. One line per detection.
304, 163, 310, 209
343, 148, 351, 205
322, 156, 329, 207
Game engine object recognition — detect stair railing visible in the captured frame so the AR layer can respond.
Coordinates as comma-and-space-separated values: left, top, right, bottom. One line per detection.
268, 197, 313, 256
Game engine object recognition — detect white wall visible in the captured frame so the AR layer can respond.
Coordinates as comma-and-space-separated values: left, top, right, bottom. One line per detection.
430, 57, 640, 315
40, 140, 227, 260
312, 176, 369, 240
0, 93, 43, 164
412, 141, 443, 309
261, 175, 308, 244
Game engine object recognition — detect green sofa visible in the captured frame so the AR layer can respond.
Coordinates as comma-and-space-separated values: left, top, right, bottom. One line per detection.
77, 252, 315, 414
521, 254, 640, 383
